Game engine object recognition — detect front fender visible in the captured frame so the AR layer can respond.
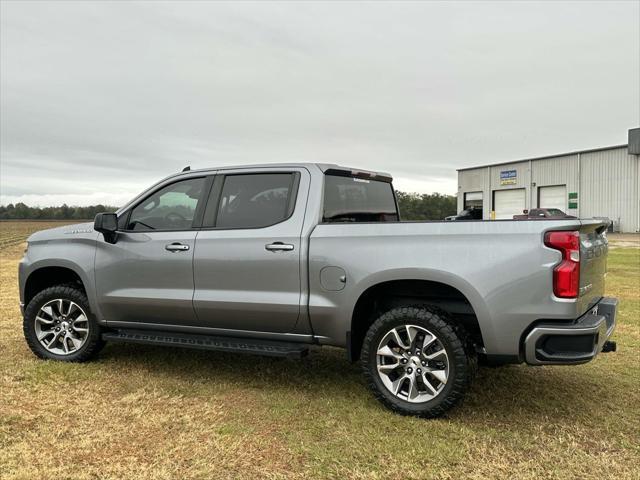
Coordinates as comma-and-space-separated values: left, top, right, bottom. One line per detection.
20, 238, 102, 323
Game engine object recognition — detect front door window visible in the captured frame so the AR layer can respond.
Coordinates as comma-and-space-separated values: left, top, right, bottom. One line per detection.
128, 177, 205, 231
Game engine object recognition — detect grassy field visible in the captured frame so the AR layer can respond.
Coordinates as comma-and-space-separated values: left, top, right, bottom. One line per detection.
0, 220, 81, 249
1, 222, 639, 479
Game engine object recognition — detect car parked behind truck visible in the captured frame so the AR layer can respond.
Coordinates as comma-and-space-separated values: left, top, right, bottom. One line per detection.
513, 208, 577, 220
19, 164, 617, 417
444, 206, 483, 221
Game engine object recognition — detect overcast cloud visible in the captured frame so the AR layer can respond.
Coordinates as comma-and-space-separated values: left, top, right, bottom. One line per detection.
1, 1, 638, 206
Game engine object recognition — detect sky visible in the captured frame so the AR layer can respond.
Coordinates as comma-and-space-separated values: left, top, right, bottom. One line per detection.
1, 1, 638, 207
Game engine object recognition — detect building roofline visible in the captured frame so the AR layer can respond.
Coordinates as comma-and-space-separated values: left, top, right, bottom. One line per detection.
456, 144, 629, 172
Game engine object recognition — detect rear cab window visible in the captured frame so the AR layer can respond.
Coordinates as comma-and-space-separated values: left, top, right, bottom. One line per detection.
322, 173, 399, 223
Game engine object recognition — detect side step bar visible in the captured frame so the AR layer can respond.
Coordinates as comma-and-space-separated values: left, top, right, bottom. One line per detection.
102, 329, 309, 358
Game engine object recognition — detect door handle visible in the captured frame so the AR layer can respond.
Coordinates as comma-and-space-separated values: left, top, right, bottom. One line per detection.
265, 242, 294, 252
165, 243, 190, 252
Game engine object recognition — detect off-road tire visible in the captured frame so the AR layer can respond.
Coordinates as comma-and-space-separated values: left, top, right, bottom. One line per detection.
23, 284, 105, 362
361, 305, 477, 418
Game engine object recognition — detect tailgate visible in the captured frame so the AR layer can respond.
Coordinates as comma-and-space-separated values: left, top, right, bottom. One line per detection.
577, 219, 609, 315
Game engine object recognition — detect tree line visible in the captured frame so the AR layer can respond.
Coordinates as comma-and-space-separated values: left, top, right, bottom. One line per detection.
0, 192, 458, 221
395, 192, 457, 220
0, 203, 119, 220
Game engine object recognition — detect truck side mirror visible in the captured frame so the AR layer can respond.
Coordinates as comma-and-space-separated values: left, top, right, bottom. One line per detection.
94, 212, 118, 244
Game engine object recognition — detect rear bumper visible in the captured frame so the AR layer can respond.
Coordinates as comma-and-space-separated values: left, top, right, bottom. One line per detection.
524, 297, 617, 365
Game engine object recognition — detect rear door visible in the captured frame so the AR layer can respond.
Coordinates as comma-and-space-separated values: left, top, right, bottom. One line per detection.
95, 175, 210, 326
192, 167, 310, 333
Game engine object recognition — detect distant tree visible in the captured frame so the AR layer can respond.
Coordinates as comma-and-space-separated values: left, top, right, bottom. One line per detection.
0, 204, 119, 220
395, 191, 457, 221
0, 192, 457, 222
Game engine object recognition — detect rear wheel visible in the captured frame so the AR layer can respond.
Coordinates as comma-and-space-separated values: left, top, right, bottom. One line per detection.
23, 285, 104, 362
361, 306, 476, 418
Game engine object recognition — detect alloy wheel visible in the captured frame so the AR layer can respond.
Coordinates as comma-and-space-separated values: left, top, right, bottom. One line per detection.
34, 299, 90, 355
376, 324, 449, 403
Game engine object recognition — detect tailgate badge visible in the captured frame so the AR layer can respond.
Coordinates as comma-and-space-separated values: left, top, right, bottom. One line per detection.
579, 284, 593, 296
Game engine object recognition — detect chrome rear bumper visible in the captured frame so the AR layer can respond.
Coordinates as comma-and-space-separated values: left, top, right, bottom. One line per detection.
524, 297, 617, 365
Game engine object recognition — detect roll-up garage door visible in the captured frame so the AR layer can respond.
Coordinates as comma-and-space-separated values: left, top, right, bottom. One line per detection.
538, 185, 566, 211
493, 189, 525, 219
464, 191, 483, 209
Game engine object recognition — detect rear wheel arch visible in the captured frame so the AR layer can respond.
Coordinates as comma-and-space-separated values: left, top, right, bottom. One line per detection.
349, 278, 485, 361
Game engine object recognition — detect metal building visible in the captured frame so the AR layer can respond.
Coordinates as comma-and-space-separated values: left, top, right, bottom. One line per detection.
456, 128, 640, 232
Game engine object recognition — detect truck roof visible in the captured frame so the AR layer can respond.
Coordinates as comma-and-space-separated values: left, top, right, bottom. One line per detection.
116, 162, 394, 216
180, 163, 393, 182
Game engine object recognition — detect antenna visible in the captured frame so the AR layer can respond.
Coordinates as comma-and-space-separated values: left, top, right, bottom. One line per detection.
182, 166, 191, 172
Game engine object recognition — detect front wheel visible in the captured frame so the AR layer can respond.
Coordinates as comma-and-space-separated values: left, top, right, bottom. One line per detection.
23, 284, 105, 362
360, 306, 476, 418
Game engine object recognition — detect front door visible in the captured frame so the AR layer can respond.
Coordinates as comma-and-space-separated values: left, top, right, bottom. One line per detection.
95, 176, 208, 327
193, 168, 309, 333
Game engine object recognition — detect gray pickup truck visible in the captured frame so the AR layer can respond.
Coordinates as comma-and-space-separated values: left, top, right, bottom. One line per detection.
19, 163, 617, 417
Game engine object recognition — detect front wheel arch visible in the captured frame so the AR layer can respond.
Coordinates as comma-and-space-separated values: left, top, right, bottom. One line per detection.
24, 266, 86, 308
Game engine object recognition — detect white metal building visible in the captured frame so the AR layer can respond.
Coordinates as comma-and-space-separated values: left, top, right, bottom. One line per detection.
456, 128, 640, 232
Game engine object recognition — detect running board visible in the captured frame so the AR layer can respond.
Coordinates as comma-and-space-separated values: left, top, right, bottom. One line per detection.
102, 329, 309, 358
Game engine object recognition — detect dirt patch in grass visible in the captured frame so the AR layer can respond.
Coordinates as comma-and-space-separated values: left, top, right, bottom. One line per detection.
1, 223, 639, 479
607, 233, 640, 249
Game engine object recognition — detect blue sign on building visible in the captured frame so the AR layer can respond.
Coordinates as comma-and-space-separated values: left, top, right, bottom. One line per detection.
500, 170, 517, 185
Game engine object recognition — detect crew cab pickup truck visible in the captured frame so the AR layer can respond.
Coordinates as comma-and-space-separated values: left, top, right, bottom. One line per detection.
19, 164, 617, 417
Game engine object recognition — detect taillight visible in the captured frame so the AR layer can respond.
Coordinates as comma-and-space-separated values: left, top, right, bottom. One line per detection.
544, 230, 580, 298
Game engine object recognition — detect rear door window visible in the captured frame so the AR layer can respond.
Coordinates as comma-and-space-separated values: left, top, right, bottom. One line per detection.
323, 174, 399, 223
205, 173, 297, 229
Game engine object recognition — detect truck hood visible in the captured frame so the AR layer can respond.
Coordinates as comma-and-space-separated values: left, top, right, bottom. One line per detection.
27, 222, 98, 243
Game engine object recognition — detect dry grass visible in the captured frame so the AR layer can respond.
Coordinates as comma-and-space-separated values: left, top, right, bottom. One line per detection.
1, 221, 639, 479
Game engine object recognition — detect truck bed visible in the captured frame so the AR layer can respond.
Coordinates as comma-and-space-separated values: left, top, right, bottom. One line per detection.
308, 217, 608, 360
